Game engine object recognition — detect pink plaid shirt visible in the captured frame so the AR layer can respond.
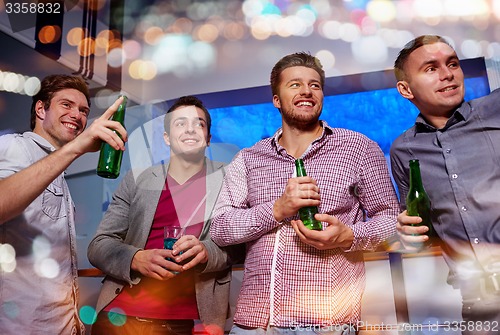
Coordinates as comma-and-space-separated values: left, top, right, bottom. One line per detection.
211, 122, 399, 328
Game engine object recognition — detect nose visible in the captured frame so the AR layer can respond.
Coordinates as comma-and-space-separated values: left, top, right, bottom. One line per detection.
68, 107, 82, 119
440, 66, 453, 81
185, 122, 195, 133
300, 85, 312, 96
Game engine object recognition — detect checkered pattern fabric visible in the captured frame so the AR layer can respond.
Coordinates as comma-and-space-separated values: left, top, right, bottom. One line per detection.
211, 122, 399, 328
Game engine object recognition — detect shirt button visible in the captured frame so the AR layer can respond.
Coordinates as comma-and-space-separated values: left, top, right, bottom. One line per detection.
461, 206, 467, 211
452, 174, 458, 179
446, 149, 451, 153
473, 238, 480, 244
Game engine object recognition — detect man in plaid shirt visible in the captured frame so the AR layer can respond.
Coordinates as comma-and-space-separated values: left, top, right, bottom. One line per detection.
210, 52, 399, 334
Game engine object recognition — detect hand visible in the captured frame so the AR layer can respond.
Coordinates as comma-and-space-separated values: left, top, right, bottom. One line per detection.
273, 176, 321, 222
397, 210, 430, 251
131, 249, 183, 280
171, 235, 208, 271
65, 96, 128, 156
290, 213, 354, 250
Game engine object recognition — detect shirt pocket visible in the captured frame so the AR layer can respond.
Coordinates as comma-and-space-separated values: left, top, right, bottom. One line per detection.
42, 183, 67, 220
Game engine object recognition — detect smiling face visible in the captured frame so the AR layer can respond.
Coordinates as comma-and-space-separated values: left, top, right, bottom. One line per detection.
164, 105, 211, 159
272, 66, 324, 130
396, 42, 465, 124
33, 88, 90, 149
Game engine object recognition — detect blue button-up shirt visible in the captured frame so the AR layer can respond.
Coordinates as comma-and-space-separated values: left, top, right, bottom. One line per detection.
0, 132, 83, 334
390, 88, 500, 286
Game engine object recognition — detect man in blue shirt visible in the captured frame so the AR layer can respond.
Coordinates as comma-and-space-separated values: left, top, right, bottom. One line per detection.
390, 35, 500, 334
0, 74, 127, 334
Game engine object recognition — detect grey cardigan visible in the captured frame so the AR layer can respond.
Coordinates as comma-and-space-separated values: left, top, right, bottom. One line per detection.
87, 159, 239, 330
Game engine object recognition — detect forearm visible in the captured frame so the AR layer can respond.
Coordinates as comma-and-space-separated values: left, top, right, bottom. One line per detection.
0, 145, 79, 225
88, 236, 140, 282
211, 201, 279, 246
348, 212, 397, 251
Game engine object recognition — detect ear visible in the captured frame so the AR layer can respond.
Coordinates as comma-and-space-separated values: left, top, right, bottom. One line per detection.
206, 134, 212, 147
272, 95, 281, 109
396, 81, 414, 100
35, 100, 46, 121
163, 132, 170, 146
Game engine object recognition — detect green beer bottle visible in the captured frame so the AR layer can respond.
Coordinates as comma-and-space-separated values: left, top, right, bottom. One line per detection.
96, 95, 127, 179
295, 159, 323, 231
406, 159, 433, 248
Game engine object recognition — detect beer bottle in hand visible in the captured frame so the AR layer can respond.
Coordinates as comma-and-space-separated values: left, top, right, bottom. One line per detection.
406, 159, 433, 249
295, 159, 323, 231
96, 95, 127, 179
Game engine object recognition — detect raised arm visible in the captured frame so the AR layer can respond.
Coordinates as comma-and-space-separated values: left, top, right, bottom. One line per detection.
0, 97, 127, 225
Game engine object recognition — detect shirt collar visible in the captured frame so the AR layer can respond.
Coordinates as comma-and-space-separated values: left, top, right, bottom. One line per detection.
23, 131, 56, 153
271, 120, 333, 153
414, 100, 469, 133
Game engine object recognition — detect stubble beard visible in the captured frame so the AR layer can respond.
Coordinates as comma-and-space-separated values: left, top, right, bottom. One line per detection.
281, 107, 321, 131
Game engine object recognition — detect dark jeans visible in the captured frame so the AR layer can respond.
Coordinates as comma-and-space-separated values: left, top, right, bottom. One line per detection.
91, 311, 194, 335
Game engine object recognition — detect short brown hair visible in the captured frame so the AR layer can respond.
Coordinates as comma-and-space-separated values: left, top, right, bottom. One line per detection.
163, 95, 211, 137
270, 52, 325, 96
394, 35, 453, 81
30, 74, 90, 130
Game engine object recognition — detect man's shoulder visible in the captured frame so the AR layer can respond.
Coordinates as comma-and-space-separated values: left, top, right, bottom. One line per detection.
389, 126, 416, 157
468, 87, 500, 111
206, 158, 226, 169
0, 132, 35, 158
0, 132, 22, 144
245, 137, 273, 153
328, 127, 378, 147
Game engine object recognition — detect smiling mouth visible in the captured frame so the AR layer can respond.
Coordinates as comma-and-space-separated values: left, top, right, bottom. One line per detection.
182, 139, 199, 144
296, 101, 314, 107
438, 86, 457, 93
63, 122, 78, 130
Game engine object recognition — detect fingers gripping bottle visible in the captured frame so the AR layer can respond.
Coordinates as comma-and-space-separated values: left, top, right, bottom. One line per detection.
406, 159, 433, 248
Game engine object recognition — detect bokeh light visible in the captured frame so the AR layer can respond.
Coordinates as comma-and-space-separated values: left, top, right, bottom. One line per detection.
194, 23, 219, 43
366, 0, 396, 23
108, 48, 126, 67
128, 60, 157, 80
38, 25, 61, 44
144, 26, 164, 45
67, 27, 85, 46
77, 37, 95, 57
0, 71, 40, 96
352, 35, 388, 65
123, 39, 142, 60
108, 308, 127, 326
35, 258, 60, 279
316, 50, 336, 70
0, 243, 16, 273
79, 305, 98, 325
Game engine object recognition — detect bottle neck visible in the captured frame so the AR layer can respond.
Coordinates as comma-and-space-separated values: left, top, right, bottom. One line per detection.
409, 160, 424, 189
295, 159, 307, 177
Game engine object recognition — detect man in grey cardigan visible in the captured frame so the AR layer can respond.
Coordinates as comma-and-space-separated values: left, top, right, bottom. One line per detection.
88, 96, 242, 335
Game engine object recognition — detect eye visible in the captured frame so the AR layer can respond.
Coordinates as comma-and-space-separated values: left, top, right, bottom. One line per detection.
424, 66, 436, 73
290, 82, 300, 88
174, 120, 186, 127
311, 83, 321, 89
